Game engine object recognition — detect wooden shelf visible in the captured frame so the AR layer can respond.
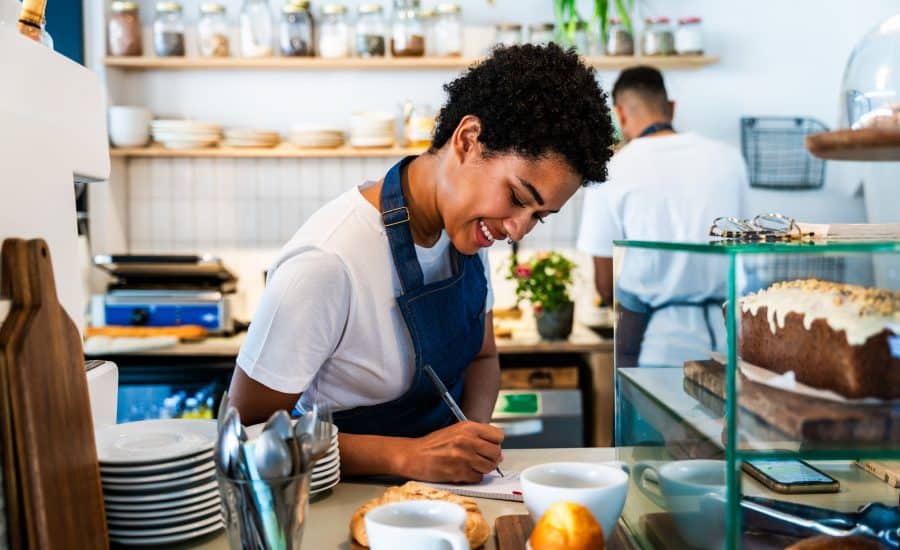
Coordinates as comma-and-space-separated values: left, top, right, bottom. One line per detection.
104, 54, 719, 71
806, 128, 900, 161
109, 144, 427, 159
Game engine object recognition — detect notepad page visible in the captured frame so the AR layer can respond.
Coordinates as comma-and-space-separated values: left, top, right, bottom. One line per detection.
422, 471, 523, 502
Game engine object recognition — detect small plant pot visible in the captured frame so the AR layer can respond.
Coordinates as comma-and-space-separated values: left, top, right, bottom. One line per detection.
535, 301, 574, 340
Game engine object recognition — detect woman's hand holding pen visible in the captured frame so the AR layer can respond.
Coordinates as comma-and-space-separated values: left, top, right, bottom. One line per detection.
394, 421, 504, 483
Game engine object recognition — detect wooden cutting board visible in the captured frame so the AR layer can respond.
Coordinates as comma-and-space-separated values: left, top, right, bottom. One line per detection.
0, 239, 108, 549
495, 514, 634, 549
684, 360, 900, 445
643, 512, 799, 550
857, 460, 900, 488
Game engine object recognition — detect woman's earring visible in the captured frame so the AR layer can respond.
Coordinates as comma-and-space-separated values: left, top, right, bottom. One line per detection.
507, 238, 515, 245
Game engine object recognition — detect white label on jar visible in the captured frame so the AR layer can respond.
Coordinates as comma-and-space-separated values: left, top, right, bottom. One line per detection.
319, 30, 349, 58
675, 27, 703, 54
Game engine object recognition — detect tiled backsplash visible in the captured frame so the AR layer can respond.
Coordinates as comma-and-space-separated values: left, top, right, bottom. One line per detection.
117, 156, 594, 319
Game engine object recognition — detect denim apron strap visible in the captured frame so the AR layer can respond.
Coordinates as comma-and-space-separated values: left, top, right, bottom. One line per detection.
380, 156, 424, 294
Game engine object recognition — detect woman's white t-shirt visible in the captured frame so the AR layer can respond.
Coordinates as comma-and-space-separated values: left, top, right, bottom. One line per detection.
236, 181, 494, 412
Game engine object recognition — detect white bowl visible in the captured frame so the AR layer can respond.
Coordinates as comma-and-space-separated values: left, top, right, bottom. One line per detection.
109, 106, 152, 147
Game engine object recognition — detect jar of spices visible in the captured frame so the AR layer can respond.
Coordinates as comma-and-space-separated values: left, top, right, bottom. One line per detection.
355, 4, 386, 57
198, 3, 230, 57
675, 16, 704, 55
404, 102, 435, 147
153, 2, 185, 57
432, 4, 462, 57
391, 0, 425, 57
641, 16, 675, 56
605, 16, 633, 56
528, 22, 554, 46
280, 1, 314, 56
493, 23, 522, 47
319, 4, 350, 58
108, 2, 142, 56
240, 0, 274, 57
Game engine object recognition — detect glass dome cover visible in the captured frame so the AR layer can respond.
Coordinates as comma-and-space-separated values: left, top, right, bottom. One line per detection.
841, 12, 900, 130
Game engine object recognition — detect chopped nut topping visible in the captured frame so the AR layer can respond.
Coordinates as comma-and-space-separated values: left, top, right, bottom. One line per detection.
767, 279, 900, 316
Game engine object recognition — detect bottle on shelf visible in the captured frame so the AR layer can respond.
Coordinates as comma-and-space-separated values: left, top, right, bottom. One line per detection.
198, 2, 230, 57
355, 4, 386, 58
108, 1, 143, 56
280, 0, 314, 57
153, 2, 186, 57
240, 0, 274, 58
391, 0, 425, 57
17, 0, 52, 48
318, 4, 350, 59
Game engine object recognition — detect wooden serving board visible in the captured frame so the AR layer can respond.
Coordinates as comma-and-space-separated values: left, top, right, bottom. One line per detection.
857, 460, 900, 488
495, 514, 634, 550
0, 239, 108, 549
684, 360, 900, 445
642, 512, 798, 550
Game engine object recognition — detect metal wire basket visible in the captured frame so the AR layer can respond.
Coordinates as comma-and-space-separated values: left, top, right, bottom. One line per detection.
740, 117, 828, 190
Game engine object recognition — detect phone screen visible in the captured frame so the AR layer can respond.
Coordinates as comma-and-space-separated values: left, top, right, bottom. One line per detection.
746, 460, 834, 485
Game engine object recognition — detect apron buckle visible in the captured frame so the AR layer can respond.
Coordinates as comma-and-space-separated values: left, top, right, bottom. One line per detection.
382, 206, 410, 227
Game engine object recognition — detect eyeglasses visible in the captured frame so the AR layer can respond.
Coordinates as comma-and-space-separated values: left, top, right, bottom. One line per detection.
709, 213, 813, 242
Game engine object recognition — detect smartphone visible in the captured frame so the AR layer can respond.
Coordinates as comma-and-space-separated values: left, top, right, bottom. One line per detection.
742, 459, 840, 494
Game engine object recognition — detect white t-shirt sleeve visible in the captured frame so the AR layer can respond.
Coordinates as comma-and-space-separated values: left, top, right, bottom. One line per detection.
236, 248, 351, 394
576, 182, 623, 258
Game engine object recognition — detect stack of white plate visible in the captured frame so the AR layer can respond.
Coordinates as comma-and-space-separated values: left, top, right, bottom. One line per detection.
96, 419, 223, 546
151, 120, 222, 149
310, 424, 340, 496
221, 128, 281, 148
288, 125, 345, 149
349, 112, 396, 148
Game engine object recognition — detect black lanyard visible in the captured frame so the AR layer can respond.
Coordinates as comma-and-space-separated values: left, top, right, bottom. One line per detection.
638, 122, 674, 138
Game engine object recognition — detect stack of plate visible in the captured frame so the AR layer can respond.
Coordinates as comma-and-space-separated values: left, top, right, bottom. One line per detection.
310, 424, 340, 495
151, 120, 222, 149
222, 128, 281, 148
349, 112, 396, 148
288, 125, 345, 149
96, 419, 223, 546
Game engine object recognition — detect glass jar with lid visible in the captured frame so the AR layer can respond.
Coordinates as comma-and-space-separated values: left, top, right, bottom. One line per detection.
356, 4, 386, 57
240, 0, 273, 57
153, 2, 185, 57
573, 20, 590, 54
420, 8, 437, 56
494, 23, 522, 47
280, 0, 313, 56
606, 16, 633, 56
432, 4, 462, 57
391, 0, 425, 57
198, 3, 230, 57
108, 1, 142, 56
528, 22, 554, 46
319, 4, 350, 58
641, 16, 675, 56
675, 16, 704, 55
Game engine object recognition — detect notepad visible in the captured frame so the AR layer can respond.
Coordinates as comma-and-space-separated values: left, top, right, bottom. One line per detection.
422, 471, 523, 502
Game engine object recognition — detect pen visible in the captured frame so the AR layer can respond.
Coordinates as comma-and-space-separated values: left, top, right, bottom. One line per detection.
424, 364, 504, 478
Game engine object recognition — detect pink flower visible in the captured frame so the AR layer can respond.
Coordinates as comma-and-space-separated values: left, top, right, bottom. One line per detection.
514, 264, 532, 279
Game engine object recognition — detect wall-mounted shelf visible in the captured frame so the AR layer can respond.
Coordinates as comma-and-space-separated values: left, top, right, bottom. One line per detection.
104, 54, 720, 71
806, 128, 900, 161
109, 144, 427, 159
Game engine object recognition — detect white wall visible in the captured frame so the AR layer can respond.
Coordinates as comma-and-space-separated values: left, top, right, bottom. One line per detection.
84, 1, 900, 319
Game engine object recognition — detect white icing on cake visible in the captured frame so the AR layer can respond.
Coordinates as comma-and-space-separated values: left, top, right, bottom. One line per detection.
740, 279, 900, 346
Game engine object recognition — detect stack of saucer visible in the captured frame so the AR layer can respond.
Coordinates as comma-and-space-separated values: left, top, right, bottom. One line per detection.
151, 120, 221, 149
288, 125, 345, 149
221, 128, 281, 148
349, 112, 396, 148
311, 424, 340, 495
96, 419, 223, 546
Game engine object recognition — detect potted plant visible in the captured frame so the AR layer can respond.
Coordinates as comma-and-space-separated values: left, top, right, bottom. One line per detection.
508, 251, 576, 340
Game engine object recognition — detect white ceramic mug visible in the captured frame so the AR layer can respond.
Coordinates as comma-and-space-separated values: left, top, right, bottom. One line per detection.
108, 105, 151, 147
521, 461, 630, 541
365, 500, 470, 550
634, 459, 726, 550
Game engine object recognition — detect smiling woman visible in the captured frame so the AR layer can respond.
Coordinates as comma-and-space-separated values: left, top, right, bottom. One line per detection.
229, 43, 615, 484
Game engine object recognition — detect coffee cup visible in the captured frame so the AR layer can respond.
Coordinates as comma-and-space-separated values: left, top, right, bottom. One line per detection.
108, 105, 151, 147
365, 500, 469, 550
521, 461, 630, 541
634, 460, 726, 550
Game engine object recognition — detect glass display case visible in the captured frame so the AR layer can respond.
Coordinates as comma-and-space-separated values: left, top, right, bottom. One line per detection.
613, 238, 900, 549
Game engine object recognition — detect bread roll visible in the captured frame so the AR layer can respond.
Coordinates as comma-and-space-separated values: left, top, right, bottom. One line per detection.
528, 501, 604, 550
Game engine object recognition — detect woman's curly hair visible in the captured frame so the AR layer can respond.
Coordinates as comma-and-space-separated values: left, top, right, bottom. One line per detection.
429, 43, 614, 184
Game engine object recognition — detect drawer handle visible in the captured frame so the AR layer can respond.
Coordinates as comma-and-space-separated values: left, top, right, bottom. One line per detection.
527, 370, 553, 388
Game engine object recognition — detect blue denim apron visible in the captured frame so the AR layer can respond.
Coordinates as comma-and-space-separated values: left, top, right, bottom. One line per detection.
332, 156, 488, 437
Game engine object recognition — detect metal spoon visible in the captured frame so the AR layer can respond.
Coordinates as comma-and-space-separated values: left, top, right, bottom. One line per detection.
215, 408, 242, 477
263, 409, 294, 441
216, 389, 230, 432
254, 429, 293, 480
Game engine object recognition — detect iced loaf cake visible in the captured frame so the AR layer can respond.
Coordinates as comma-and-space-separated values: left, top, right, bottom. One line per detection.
739, 279, 900, 399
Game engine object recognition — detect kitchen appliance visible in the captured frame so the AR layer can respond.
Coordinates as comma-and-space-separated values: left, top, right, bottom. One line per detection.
91, 254, 237, 333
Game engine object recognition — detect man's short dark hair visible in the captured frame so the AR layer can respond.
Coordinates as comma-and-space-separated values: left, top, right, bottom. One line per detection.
430, 43, 614, 185
611, 65, 670, 114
